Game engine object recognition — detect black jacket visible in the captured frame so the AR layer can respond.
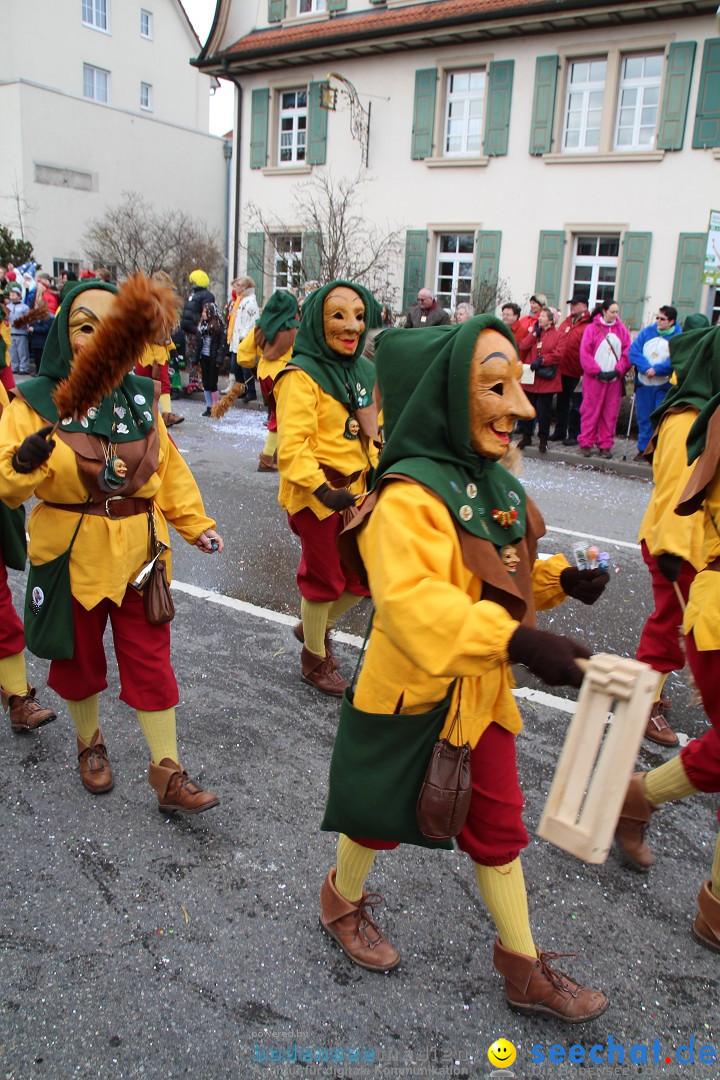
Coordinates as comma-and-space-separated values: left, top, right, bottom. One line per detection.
180, 286, 215, 334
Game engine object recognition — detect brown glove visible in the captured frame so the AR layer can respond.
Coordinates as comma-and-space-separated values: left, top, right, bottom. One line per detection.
314, 482, 357, 512
507, 624, 591, 689
12, 424, 55, 473
560, 567, 610, 605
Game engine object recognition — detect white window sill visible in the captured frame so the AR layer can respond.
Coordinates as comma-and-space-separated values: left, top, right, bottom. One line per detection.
425, 155, 489, 168
713, 147, 720, 160
282, 11, 328, 27
543, 150, 665, 164
82, 22, 110, 33
262, 164, 313, 176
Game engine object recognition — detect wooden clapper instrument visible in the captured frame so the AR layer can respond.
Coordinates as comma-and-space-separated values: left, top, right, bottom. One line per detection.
537, 654, 660, 864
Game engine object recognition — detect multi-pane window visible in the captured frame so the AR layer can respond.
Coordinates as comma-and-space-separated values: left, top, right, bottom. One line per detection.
140, 9, 153, 38
562, 59, 607, 151
279, 90, 307, 164
140, 83, 153, 110
435, 233, 475, 312
570, 235, 620, 307
614, 54, 662, 150
83, 64, 109, 103
274, 236, 303, 290
298, 0, 326, 12
444, 71, 485, 156
53, 260, 81, 279
82, 0, 108, 30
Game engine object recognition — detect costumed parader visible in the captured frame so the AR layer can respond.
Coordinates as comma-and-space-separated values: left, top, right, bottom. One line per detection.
615, 324, 720, 951
274, 281, 380, 697
319, 315, 611, 1021
220, 290, 299, 471
0, 379, 57, 732
0, 277, 223, 814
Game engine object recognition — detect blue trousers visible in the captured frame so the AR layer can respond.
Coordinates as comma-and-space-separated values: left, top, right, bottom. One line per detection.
635, 383, 670, 452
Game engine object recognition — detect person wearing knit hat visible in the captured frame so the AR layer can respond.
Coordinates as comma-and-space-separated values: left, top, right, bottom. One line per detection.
0, 280, 222, 814
233, 290, 299, 470
616, 324, 720, 954
274, 280, 380, 696
318, 315, 610, 1020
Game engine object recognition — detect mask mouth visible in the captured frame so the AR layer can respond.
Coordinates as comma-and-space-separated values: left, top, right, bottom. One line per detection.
490, 423, 513, 443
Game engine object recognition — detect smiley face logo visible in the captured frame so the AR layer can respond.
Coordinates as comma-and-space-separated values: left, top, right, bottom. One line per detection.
487, 1039, 516, 1069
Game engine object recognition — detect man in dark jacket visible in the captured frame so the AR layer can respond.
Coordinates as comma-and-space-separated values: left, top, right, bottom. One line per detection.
405, 289, 450, 328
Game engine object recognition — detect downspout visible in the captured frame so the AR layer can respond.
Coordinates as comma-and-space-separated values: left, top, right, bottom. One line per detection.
221, 61, 243, 285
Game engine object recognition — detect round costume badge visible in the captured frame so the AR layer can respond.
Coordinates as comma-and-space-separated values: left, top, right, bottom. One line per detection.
466, 483, 478, 499
61, 417, 72, 426
133, 394, 146, 405
87, 407, 98, 420
30, 586, 45, 615
459, 505, 473, 521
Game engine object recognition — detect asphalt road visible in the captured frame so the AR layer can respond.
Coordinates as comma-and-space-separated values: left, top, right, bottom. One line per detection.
1, 398, 716, 1080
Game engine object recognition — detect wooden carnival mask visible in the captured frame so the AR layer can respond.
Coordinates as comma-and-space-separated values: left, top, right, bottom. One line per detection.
468, 329, 535, 460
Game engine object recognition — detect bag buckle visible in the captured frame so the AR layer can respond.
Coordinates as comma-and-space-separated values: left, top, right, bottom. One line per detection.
104, 496, 125, 517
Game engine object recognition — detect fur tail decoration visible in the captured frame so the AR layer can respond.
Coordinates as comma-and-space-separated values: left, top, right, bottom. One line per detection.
502, 442, 523, 477
211, 382, 245, 418
53, 273, 180, 420
12, 300, 49, 329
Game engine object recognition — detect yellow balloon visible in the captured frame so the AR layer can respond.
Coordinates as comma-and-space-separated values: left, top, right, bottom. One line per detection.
487, 1039, 517, 1069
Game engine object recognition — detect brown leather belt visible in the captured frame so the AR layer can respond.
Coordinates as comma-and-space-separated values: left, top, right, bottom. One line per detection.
321, 465, 362, 489
44, 497, 152, 519
706, 556, 720, 572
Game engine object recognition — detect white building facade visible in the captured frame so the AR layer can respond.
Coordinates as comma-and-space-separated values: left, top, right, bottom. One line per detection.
196, 0, 720, 328
0, 0, 227, 281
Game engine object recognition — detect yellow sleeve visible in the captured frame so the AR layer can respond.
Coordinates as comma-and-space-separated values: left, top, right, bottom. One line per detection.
360, 483, 518, 678
236, 329, 259, 371
639, 410, 705, 569
532, 552, 570, 610
0, 397, 53, 507
684, 467, 720, 649
275, 370, 327, 494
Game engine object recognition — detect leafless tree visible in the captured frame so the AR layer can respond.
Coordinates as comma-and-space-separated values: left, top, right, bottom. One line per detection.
472, 273, 513, 315
245, 170, 403, 305
84, 192, 224, 288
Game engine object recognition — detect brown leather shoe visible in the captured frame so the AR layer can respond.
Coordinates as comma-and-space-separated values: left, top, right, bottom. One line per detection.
692, 881, 720, 953
644, 698, 679, 747
493, 938, 608, 1022
301, 645, 349, 697
615, 771, 656, 871
320, 868, 400, 972
162, 412, 185, 428
1, 685, 57, 733
77, 728, 114, 794
257, 452, 278, 472
148, 758, 219, 814
293, 622, 334, 657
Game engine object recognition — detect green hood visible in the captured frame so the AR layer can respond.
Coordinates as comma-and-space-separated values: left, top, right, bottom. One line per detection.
257, 290, 299, 342
651, 324, 720, 462
373, 314, 527, 546
283, 280, 380, 408
19, 280, 155, 443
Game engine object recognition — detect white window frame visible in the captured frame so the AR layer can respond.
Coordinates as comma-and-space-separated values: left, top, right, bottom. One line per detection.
53, 260, 82, 279
82, 0, 109, 32
278, 88, 307, 166
443, 70, 486, 157
562, 58, 607, 153
273, 235, 303, 291
434, 232, 475, 312
140, 9, 153, 39
297, 0, 326, 14
613, 52, 663, 151
83, 63, 110, 104
569, 234, 620, 308
140, 82, 153, 111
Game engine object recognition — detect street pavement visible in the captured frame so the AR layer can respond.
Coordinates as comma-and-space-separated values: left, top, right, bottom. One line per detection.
0, 396, 717, 1080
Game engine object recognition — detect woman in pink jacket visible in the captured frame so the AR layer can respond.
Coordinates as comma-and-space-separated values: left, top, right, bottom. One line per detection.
578, 298, 631, 458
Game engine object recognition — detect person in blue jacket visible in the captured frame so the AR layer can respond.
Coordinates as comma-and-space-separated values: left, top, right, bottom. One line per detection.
629, 306, 682, 461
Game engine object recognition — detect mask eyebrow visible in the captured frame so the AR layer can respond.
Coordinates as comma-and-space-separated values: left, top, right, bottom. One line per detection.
72, 306, 99, 320
480, 351, 512, 365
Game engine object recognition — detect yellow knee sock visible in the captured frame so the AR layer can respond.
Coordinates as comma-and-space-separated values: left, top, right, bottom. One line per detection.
474, 858, 536, 957
300, 598, 331, 657
327, 591, 362, 629
262, 430, 278, 457
159, 393, 172, 414
711, 833, 720, 900
0, 652, 28, 697
653, 672, 668, 702
67, 695, 100, 743
136, 708, 178, 764
335, 834, 377, 902
644, 755, 698, 807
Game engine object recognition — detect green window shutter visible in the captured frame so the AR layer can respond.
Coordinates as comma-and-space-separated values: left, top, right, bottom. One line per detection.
247, 232, 265, 306
303, 231, 322, 282
327, 0, 347, 9
672, 233, 706, 320
268, 0, 285, 23
402, 230, 428, 311
693, 38, 720, 148
307, 82, 328, 165
534, 231, 566, 309
484, 61, 513, 156
658, 42, 696, 151
250, 89, 269, 170
473, 231, 502, 312
411, 69, 437, 160
618, 232, 652, 330
529, 56, 559, 155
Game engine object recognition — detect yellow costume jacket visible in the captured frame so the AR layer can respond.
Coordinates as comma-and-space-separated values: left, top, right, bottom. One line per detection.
235, 328, 292, 384
638, 408, 704, 570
